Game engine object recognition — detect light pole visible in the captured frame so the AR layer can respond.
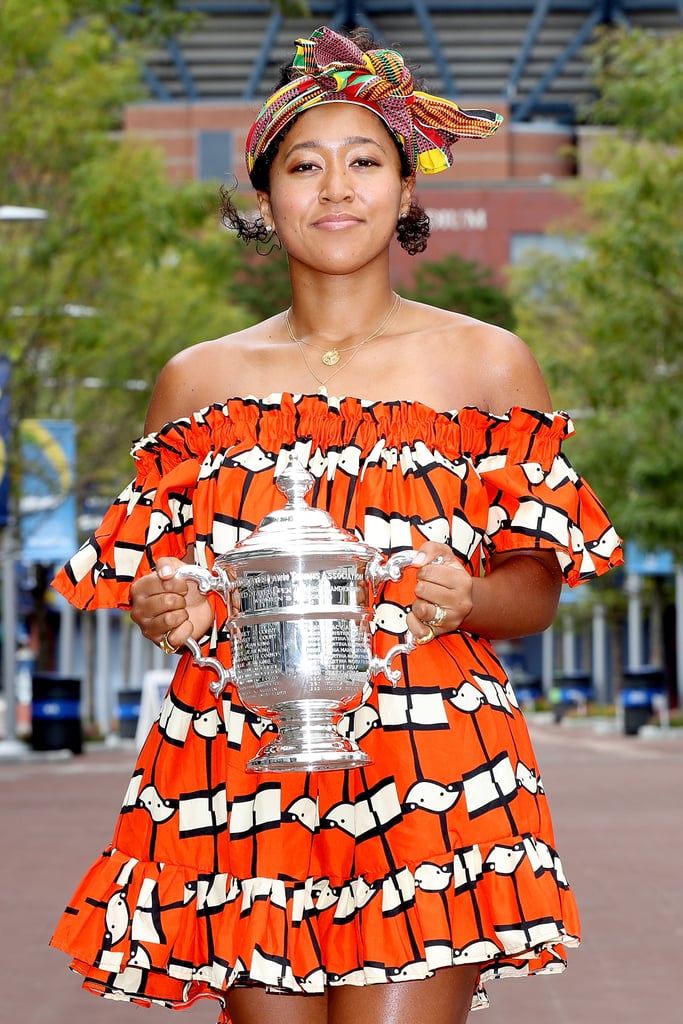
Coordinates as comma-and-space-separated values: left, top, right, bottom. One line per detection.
0, 204, 47, 757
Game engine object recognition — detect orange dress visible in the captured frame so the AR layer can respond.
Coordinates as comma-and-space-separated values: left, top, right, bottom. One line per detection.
50, 394, 622, 1015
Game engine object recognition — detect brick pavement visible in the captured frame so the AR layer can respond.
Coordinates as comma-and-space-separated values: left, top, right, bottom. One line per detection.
1, 721, 682, 1024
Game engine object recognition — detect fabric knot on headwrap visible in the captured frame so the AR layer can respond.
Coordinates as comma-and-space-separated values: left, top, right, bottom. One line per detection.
245, 26, 503, 179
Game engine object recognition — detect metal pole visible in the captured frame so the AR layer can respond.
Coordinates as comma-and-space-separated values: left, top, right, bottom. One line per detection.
541, 624, 554, 694
676, 567, 683, 709
95, 607, 111, 738
0, 205, 48, 756
626, 572, 643, 668
0, 524, 24, 755
592, 602, 608, 703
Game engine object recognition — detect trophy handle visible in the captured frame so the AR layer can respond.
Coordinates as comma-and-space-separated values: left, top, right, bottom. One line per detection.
368, 633, 419, 686
366, 549, 418, 586
367, 552, 445, 687
175, 562, 232, 597
174, 564, 236, 697
184, 637, 236, 697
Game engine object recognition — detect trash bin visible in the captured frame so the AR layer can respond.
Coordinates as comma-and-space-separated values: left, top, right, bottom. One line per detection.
550, 671, 592, 722
514, 680, 541, 706
31, 673, 82, 754
620, 666, 665, 736
117, 688, 142, 740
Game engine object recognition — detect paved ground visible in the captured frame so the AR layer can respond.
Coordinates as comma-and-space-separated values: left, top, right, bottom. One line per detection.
1, 718, 682, 1024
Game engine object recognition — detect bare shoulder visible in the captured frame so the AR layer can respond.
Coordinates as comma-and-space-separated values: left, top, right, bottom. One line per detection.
405, 301, 552, 414
143, 321, 270, 433
468, 320, 552, 413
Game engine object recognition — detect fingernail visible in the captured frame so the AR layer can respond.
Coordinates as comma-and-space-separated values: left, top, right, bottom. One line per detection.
158, 564, 174, 579
412, 552, 427, 566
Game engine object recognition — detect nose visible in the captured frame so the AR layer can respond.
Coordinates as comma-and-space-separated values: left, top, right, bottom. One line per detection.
319, 163, 353, 203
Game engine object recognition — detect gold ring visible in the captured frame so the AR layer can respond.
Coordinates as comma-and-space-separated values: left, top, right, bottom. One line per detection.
158, 631, 179, 655
427, 603, 447, 628
415, 624, 435, 646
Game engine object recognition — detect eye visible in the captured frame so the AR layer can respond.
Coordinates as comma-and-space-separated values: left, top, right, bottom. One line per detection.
290, 160, 319, 173
352, 157, 380, 168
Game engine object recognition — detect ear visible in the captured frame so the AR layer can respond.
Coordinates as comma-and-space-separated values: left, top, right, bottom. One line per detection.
256, 190, 273, 228
399, 175, 416, 218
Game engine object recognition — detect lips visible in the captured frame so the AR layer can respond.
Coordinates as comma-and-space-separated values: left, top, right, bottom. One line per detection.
313, 213, 363, 228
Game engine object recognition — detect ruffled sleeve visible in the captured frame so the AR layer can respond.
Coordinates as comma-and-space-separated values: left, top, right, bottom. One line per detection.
52, 415, 212, 610
459, 408, 623, 586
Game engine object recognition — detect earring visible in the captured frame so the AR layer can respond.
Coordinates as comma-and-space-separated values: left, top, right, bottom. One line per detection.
256, 222, 281, 256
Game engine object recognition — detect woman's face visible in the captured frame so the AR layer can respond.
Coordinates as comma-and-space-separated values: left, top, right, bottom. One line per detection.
256, 103, 414, 276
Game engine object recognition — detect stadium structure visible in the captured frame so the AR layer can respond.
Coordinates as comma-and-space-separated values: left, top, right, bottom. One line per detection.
125, 1, 683, 279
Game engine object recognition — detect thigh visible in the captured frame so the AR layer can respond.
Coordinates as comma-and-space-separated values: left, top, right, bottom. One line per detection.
223, 986, 328, 1024
328, 965, 480, 1024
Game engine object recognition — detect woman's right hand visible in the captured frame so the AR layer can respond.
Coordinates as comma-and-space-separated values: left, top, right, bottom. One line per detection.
129, 556, 214, 652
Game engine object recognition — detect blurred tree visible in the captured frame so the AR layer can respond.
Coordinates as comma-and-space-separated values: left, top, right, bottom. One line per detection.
234, 245, 293, 323
511, 28, 683, 559
398, 252, 516, 331
0, 0, 250, 504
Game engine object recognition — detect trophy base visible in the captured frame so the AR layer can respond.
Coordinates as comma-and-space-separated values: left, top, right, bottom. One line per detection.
246, 699, 371, 773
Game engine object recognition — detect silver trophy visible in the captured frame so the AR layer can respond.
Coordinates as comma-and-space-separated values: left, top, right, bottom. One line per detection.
176, 455, 421, 773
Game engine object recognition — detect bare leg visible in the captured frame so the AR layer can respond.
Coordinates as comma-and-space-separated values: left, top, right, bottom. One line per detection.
224, 986, 328, 1024
222, 964, 479, 1024
329, 965, 480, 1024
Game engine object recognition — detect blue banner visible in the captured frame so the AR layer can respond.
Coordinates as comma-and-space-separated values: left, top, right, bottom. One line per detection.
626, 543, 674, 577
19, 419, 77, 564
0, 357, 10, 528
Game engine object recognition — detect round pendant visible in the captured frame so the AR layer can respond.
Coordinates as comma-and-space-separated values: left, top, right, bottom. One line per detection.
321, 349, 340, 366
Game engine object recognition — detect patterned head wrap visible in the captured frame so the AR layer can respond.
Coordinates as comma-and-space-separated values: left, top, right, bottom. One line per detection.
245, 26, 503, 180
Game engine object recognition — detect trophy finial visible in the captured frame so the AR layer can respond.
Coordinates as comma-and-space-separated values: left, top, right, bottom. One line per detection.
276, 453, 314, 507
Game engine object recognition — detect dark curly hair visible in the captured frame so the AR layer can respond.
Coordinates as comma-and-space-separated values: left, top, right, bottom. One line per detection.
220, 27, 431, 254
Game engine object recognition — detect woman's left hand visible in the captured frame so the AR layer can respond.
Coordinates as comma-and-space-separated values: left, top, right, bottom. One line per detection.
406, 542, 473, 644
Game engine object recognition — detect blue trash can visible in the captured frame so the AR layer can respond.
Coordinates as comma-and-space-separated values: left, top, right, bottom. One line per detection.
117, 689, 142, 740
31, 673, 82, 754
550, 671, 592, 722
514, 681, 542, 706
620, 666, 665, 735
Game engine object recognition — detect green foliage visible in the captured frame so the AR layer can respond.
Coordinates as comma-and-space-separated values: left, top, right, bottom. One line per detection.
583, 26, 683, 143
0, 0, 251, 506
511, 28, 683, 560
397, 252, 516, 331
234, 246, 293, 322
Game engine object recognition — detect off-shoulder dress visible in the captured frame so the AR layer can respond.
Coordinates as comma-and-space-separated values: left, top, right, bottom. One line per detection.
50, 394, 623, 1015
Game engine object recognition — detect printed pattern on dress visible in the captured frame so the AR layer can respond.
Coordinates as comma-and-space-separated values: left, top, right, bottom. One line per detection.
50, 395, 623, 1016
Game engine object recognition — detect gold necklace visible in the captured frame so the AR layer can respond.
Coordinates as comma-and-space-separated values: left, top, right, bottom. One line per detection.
285, 294, 401, 395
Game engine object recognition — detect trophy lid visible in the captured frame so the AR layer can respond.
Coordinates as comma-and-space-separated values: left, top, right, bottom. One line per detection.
216, 454, 378, 567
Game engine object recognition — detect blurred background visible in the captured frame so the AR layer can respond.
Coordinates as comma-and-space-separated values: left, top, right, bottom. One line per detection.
1, 1, 682, 752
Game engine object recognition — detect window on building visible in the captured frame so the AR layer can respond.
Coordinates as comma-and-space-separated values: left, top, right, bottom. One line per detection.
198, 130, 233, 181
510, 232, 585, 264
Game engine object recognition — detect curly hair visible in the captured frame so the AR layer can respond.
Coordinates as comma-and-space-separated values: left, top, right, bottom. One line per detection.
220, 27, 431, 254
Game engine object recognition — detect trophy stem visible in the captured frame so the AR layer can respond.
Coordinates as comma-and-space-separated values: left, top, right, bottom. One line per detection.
245, 700, 372, 773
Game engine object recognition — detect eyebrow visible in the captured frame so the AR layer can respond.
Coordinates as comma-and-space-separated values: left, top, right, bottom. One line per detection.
283, 136, 385, 158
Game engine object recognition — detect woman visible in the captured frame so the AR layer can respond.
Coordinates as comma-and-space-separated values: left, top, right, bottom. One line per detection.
51, 26, 622, 1024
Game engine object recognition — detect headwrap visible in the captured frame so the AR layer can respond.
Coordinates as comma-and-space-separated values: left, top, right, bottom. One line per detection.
245, 26, 503, 180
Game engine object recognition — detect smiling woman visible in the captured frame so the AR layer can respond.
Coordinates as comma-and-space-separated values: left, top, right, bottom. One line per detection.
49, 23, 623, 1024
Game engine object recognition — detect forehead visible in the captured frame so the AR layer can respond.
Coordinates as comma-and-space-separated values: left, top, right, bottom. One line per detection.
282, 101, 398, 149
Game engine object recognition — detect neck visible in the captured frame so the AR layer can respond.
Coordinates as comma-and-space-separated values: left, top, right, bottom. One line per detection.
287, 266, 397, 346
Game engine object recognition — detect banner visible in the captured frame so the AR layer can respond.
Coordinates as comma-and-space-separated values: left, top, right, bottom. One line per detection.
19, 419, 77, 564
626, 543, 674, 577
0, 357, 10, 527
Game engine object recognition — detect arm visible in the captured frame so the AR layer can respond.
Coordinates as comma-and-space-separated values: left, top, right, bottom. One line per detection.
131, 345, 224, 648
406, 322, 562, 641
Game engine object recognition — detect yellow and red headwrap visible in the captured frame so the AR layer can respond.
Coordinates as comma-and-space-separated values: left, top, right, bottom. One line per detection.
245, 26, 503, 180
